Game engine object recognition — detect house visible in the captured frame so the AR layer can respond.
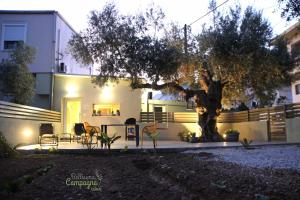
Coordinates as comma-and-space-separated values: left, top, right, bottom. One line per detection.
0, 10, 93, 109
278, 21, 300, 103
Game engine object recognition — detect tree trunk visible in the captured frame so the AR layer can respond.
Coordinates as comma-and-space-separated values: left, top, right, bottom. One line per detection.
186, 76, 225, 142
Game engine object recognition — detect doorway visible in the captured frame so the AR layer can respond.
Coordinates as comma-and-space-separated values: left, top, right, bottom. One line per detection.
64, 98, 81, 134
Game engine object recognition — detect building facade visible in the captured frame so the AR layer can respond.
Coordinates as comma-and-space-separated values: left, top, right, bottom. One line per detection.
0, 10, 92, 109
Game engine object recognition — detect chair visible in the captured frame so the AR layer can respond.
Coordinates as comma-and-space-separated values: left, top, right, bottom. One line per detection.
74, 123, 87, 143
83, 122, 100, 144
39, 123, 58, 146
124, 118, 136, 140
141, 122, 159, 146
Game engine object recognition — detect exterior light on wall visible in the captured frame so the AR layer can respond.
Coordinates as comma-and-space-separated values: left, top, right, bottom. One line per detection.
66, 84, 78, 97
100, 85, 114, 101
23, 128, 33, 137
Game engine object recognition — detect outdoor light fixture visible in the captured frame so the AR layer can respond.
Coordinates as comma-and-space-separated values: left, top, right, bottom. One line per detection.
100, 85, 114, 101
66, 83, 78, 97
23, 128, 33, 137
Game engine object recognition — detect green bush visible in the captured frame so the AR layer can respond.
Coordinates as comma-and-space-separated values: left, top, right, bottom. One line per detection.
0, 131, 16, 158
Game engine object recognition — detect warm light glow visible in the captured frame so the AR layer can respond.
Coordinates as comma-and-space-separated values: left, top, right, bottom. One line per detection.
223, 134, 227, 139
65, 84, 78, 97
23, 128, 33, 137
100, 85, 114, 101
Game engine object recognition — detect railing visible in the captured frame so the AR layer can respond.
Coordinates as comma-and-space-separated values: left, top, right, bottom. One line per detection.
0, 100, 61, 122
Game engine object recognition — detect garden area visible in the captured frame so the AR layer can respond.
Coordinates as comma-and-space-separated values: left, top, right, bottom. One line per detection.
1, 129, 300, 200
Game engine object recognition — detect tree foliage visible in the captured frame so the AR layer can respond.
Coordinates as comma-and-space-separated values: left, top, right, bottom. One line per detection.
69, 3, 183, 90
69, 2, 293, 107
278, 0, 300, 21
0, 44, 36, 105
196, 6, 294, 106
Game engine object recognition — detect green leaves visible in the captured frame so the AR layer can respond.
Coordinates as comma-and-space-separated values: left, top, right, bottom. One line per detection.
69, 3, 182, 89
0, 43, 35, 105
196, 6, 293, 107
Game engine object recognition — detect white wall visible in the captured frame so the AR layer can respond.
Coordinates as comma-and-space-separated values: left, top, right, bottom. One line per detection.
53, 74, 142, 136
286, 117, 300, 142
0, 117, 62, 146
0, 13, 55, 72
141, 121, 269, 142
55, 14, 92, 75
292, 80, 300, 103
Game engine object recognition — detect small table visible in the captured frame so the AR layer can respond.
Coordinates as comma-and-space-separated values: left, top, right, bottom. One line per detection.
100, 124, 139, 147
59, 133, 72, 143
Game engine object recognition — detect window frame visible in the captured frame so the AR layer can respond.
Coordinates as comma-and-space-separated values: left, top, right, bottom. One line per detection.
1, 23, 27, 51
295, 84, 300, 95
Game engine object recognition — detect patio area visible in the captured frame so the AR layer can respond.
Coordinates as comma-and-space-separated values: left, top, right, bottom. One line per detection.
16, 139, 295, 151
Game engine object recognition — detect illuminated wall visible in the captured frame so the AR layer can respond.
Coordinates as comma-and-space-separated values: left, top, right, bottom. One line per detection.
53, 74, 142, 135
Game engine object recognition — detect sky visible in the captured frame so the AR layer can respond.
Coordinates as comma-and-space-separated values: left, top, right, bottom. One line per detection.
0, 0, 298, 36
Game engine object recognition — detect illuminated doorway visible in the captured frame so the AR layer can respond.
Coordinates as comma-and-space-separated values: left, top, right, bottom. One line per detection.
64, 98, 81, 134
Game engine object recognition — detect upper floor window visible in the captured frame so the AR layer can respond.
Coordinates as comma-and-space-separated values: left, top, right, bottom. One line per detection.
295, 84, 300, 95
1, 24, 26, 50
291, 41, 300, 61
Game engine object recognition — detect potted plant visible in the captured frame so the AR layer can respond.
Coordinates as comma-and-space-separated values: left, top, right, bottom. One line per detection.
223, 129, 240, 142
189, 132, 198, 143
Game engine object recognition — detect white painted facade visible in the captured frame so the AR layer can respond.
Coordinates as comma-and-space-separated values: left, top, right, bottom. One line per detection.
0, 10, 93, 109
0, 10, 91, 74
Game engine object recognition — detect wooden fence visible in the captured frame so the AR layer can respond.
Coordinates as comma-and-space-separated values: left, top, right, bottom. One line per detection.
0, 100, 61, 122
140, 102, 300, 141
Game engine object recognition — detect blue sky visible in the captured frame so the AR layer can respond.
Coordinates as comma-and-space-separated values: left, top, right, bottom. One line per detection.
0, 0, 298, 36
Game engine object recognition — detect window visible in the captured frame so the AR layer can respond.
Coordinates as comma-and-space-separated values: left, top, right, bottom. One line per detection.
92, 104, 120, 116
295, 84, 300, 95
2, 24, 26, 50
292, 41, 300, 62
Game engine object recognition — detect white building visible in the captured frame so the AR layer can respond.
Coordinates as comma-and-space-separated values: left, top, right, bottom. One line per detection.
0, 10, 92, 109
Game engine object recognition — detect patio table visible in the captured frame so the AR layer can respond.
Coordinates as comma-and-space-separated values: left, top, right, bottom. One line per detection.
100, 124, 139, 147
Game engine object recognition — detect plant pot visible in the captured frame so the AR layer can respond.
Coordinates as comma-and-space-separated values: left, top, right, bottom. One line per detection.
225, 132, 240, 142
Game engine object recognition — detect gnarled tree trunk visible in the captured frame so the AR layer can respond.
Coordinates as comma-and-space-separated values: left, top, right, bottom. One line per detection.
185, 70, 225, 142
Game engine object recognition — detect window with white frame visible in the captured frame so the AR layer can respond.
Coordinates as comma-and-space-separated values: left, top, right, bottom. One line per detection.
295, 84, 300, 95
2, 24, 26, 50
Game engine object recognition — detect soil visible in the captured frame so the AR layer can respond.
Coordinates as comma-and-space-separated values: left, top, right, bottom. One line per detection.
0, 152, 299, 200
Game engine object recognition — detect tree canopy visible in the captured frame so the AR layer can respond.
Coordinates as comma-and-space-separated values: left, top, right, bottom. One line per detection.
278, 0, 300, 21
196, 5, 294, 106
69, 2, 294, 107
0, 43, 36, 105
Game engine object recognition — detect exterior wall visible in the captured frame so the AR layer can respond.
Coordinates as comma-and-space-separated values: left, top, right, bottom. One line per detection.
217, 121, 269, 141
0, 13, 55, 72
55, 14, 92, 75
53, 74, 142, 136
141, 99, 193, 112
286, 117, 300, 142
291, 80, 300, 103
0, 117, 62, 146
275, 86, 293, 105
141, 121, 269, 141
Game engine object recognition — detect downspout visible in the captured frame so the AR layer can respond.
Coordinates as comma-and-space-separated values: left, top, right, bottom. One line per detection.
50, 72, 54, 110
50, 12, 57, 110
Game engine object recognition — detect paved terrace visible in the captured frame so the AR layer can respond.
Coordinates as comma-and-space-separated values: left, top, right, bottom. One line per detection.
16, 140, 298, 153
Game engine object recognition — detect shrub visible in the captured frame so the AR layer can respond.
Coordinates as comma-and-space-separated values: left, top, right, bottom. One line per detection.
0, 131, 16, 158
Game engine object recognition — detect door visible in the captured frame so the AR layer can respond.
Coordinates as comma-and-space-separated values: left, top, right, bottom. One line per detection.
64, 98, 81, 134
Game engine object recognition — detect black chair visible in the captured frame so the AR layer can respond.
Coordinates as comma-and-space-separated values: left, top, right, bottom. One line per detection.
124, 118, 136, 140
39, 123, 58, 146
74, 123, 87, 143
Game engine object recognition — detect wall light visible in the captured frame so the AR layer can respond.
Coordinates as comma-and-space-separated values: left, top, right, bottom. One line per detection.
66, 83, 78, 97
23, 128, 33, 137
100, 85, 114, 102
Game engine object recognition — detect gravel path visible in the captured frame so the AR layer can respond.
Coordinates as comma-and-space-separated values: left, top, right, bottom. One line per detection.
185, 145, 300, 171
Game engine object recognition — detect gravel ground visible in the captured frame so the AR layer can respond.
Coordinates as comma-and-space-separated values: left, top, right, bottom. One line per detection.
185, 145, 300, 171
